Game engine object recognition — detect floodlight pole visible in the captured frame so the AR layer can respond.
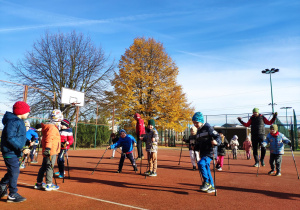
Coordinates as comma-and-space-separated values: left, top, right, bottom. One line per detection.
261, 68, 279, 113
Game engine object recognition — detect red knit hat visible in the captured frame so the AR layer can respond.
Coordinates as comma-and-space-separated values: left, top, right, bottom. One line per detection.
13, 101, 30, 115
61, 119, 70, 127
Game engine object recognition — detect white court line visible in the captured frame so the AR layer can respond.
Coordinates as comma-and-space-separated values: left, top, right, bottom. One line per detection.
19, 182, 148, 210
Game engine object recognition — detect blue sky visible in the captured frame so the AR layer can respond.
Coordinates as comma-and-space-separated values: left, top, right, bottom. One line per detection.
0, 0, 299, 125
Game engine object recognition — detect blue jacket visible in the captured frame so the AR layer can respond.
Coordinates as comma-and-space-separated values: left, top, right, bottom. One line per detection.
26, 128, 39, 145
262, 132, 290, 155
196, 123, 221, 158
110, 134, 136, 154
1, 112, 27, 158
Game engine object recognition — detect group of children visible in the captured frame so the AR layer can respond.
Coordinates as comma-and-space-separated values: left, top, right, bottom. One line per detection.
0, 102, 292, 202
183, 110, 292, 193
107, 119, 159, 177
0, 102, 74, 203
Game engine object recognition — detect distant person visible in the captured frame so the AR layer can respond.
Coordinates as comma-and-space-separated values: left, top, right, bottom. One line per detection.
107, 129, 138, 173
230, 135, 239, 159
243, 136, 252, 160
20, 120, 39, 169
110, 133, 120, 159
134, 113, 146, 160
237, 108, 277, 167
192, 112, 221, 194
216, 130, 229, 171
262, 124, 291, 176
0, 101, 31, 203
182, 126, 199, 171
142, 119, 159, 177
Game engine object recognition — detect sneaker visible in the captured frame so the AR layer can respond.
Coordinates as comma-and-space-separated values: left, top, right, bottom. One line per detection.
206, 186, 216, 193
253, 163, 259, 167
31, 160, 38, 164
58, 175, 64, 179
141, 156, 145, 159
116, 170, 122, 173
144, 171, 152, 176
45, 184, 59, 191
275, 172, 281, 176
261, 160, 265, 167
7, 193, 26, 203
149, 172, 157, 177
217, 167, 222, 171
55, 171, 65, 175
19, 164, 25, 169
0, 184, 7, 198
268, 170, 275, 175
110, 156, 114, 159
136, 158, 141, 161
34, 183, 45, 190
200, 182, 211, 192
193, 166, 196, 171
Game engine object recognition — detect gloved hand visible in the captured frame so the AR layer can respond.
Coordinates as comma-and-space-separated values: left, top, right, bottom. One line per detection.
273, 112, 278, 118
43, 148, 51, 156
288, 142, 292, 147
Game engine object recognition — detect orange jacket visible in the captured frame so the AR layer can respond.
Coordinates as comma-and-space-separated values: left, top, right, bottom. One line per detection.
41, 123, 61, 157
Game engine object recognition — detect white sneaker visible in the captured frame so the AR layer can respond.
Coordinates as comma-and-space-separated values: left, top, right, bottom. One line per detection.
217, 167, 222, 171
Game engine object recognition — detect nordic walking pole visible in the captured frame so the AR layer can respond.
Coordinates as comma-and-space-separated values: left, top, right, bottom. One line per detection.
91, 148, 108, 175
178, 137, 184, 165
212, 149, 217, 196
256, 146, 261, 177
66, 151, 70, 179
290, 146, 300, 179
227, 149, 230, 170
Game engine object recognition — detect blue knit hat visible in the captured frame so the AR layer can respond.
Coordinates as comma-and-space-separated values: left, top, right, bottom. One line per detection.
119, 129, 126, 134
192, 112, 204, 123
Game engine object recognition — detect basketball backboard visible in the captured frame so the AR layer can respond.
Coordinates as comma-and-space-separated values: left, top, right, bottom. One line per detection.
61, 87, 85, 106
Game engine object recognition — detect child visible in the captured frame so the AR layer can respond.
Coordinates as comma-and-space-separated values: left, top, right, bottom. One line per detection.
216, 130, 229, 171
262, 124, 291, 176
243, 136, 252, 160
192, 112, 221, 193
34, 109, 62, 191
183, 126, 199, 170
143, 119, 159, 177
0, 101, 31, 203
230, 135, 239, 159
56, 119, 74, 178
20, 120, 39, 168
107, 129, 138, 173
110, 133, 119, 159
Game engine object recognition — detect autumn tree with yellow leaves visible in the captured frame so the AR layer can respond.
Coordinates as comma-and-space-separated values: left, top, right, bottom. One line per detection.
106, 37, 194, 132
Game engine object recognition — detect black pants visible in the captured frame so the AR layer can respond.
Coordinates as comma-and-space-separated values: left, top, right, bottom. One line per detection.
57, 149, 67, 175
118, 152, 136, 171
137, 138, 143, 158
252, 135, 266, 164
270, 153, 282, 172
0, 157, 20, 195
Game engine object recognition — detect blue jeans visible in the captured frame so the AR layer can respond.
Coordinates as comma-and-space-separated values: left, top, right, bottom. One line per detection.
0, 157, 20, 195
198, 156, 214, 187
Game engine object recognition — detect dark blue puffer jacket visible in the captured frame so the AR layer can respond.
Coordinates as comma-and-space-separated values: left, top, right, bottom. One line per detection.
1, 112, 27, 158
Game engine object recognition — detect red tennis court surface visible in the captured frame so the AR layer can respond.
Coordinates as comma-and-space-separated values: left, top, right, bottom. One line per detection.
0, 147, 300, 210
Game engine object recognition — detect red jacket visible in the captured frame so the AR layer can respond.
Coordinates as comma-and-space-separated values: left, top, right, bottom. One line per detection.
60, 128, 74, 150
135, 113, 145, 137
